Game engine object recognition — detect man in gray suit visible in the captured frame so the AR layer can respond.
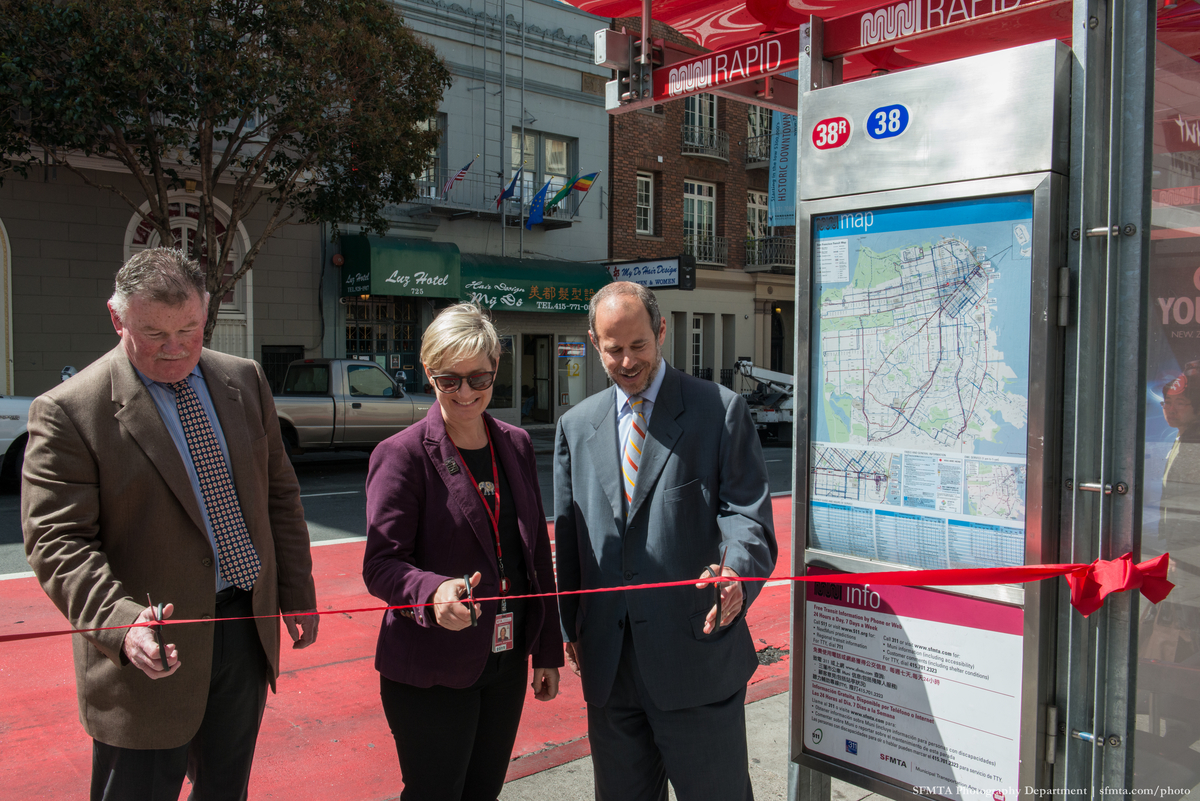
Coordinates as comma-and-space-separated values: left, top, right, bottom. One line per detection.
554, 282, 777, 801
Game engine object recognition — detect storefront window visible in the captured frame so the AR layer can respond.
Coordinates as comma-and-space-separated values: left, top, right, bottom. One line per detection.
1135, 41, 1200, 788
344, 297, 421, 392
557, 338, 587, 407
489, 336, 515, 411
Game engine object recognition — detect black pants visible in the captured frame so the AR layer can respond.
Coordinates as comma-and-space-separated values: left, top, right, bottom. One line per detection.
90, 589, 269, 801
588, 624, 753, 801
380, 648, 529, 801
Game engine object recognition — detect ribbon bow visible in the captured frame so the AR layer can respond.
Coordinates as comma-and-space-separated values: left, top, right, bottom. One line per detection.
1065, 552, 1174, 617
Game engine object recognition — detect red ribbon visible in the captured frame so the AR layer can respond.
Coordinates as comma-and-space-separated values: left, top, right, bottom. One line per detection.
0, 552, 1175, 644
1062, 552, 1174, 616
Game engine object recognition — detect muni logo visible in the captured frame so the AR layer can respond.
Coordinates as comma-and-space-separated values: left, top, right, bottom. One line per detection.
861, 0, 920, 45
1175, 115, 1200, 148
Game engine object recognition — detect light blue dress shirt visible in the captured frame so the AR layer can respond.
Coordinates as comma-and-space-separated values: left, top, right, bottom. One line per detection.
614, 357, 668, 462
136, 365, 235, 591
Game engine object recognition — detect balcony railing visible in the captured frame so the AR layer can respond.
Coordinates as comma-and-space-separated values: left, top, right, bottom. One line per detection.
409, 168, 576, 229
745, 236, 797, 273
681, 125, 730, 161
745, 134, 771, 165
684, 233, 728, 266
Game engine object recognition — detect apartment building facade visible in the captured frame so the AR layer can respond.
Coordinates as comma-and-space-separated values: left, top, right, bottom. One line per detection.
606, 18, 797, 389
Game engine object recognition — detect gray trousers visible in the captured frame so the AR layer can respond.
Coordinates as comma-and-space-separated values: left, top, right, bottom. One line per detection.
587, 624, 754, 801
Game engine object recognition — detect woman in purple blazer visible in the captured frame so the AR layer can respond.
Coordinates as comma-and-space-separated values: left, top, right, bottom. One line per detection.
363, 303, 563, 801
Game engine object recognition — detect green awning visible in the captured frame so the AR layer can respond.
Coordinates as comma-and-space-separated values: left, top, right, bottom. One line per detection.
459, 255, 612, 314
340, 235, 460, 298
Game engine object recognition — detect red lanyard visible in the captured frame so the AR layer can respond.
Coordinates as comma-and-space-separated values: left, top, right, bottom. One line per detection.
451, 426, 509, 597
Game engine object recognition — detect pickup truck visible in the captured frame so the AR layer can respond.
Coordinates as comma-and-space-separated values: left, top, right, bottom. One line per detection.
0, 393, 34, 484
274, 358, 436, 455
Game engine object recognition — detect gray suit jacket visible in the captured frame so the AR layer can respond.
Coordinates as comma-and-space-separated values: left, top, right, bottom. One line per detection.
22, 346, 317, 749
554, 364, 776, 711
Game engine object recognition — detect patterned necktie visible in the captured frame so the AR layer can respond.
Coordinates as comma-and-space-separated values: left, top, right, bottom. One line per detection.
169, 379, 261, 590
622, 396, 647, 519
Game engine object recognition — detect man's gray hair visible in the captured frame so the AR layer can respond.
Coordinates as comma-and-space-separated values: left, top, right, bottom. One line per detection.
109, 247, 207, 318
588, 281, 662, 337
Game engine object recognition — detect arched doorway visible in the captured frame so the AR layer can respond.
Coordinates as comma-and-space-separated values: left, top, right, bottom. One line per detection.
122, 195, 253, 358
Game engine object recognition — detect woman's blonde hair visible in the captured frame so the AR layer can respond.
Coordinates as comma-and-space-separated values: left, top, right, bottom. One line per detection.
420, 303, 501, 372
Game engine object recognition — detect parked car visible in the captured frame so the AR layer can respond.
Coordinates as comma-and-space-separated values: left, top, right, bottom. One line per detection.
0, 367, 80, 484
274, 358, 436, 455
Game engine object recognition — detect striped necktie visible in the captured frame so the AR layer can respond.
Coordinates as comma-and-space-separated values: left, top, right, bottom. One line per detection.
169, 379, 261, 590
622, 395, 647, 518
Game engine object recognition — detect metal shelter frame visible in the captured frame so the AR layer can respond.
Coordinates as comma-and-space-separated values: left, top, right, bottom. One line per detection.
593, 0, 1159, 794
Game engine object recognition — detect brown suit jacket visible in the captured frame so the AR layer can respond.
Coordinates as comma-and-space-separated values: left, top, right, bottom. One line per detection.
21, 345, 317, 749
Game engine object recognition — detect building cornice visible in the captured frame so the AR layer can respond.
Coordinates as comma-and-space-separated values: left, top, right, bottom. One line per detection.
392, 0, 599, 67
696, 268, 756, 293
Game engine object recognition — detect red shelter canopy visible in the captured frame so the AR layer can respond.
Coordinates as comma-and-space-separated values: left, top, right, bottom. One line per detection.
565, 0, 1200, 82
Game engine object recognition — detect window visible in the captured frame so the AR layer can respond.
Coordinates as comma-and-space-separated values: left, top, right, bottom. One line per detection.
684, 94, 717, 131
747, 107, 772, 162
747, 106, 771, 140
684, 180, 716, 243
126, 197, 246, 314
692, 317, 703, 378
347, 363, 397, 397
747, 190, 769, 240
344, 297, 421, 392
416, 113, 447, 198
510, 130, 575, 207
261, 345, 305, 394
283, 364, 330, 395
636, 173, 654, 234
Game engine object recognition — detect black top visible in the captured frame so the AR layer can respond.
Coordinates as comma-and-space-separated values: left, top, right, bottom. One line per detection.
459, 444, 528, 643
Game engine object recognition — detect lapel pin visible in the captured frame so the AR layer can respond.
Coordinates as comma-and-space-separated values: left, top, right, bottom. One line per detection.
445, 458, 459, 475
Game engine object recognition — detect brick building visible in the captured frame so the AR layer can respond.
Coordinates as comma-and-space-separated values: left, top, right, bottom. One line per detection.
606, 18, 797, 386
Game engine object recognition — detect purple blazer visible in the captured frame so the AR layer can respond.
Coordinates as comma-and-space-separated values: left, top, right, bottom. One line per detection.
363, 404, 564, 688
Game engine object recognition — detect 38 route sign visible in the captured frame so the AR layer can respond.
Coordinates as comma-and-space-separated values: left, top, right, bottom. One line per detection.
812, 117, 851, 150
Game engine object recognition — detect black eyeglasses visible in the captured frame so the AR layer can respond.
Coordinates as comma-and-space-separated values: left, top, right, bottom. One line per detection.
430, 372, 496, 393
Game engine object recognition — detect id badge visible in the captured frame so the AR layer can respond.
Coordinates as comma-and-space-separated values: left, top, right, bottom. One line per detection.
492, 612, 515, 653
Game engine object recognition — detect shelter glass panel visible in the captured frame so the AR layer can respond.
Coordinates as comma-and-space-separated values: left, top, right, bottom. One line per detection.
1134, 41, 1200, 789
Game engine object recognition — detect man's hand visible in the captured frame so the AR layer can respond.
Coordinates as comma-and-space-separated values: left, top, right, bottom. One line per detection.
283, 609, 320, 649
532, 667, 560, 701
123, 604, 181, 679
564, 641, 582, 676
696, 565, 743, 635
432, 572, 482, 630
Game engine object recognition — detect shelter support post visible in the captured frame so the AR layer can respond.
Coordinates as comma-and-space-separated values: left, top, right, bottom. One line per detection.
788, 18, 836, 801
1058, 0, 1153, 793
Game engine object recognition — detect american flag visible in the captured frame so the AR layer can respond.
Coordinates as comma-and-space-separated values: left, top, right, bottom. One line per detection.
441, 157, 476, 197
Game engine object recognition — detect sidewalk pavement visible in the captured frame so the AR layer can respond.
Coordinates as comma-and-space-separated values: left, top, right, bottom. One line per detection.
524, 423, 556, 455
505, 690, 882, 801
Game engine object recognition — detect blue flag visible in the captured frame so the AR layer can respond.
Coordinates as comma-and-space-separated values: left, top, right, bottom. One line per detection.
496, 168, 522, 208
526, 179, 552, 230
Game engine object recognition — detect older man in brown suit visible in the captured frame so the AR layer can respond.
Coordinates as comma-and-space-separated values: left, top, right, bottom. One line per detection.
22, 247, 319, 801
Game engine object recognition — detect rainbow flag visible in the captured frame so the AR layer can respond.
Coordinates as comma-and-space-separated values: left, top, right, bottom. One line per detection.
571, 172, 600, 192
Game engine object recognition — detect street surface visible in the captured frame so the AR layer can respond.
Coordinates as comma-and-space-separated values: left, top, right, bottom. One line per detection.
0, 493, 798, 799
0, 436, 794, 576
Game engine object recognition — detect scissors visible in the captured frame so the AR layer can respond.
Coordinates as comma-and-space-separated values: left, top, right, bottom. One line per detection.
709, 549, 728, 631
463, 574, 478, 628
145, 593, 169, 671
